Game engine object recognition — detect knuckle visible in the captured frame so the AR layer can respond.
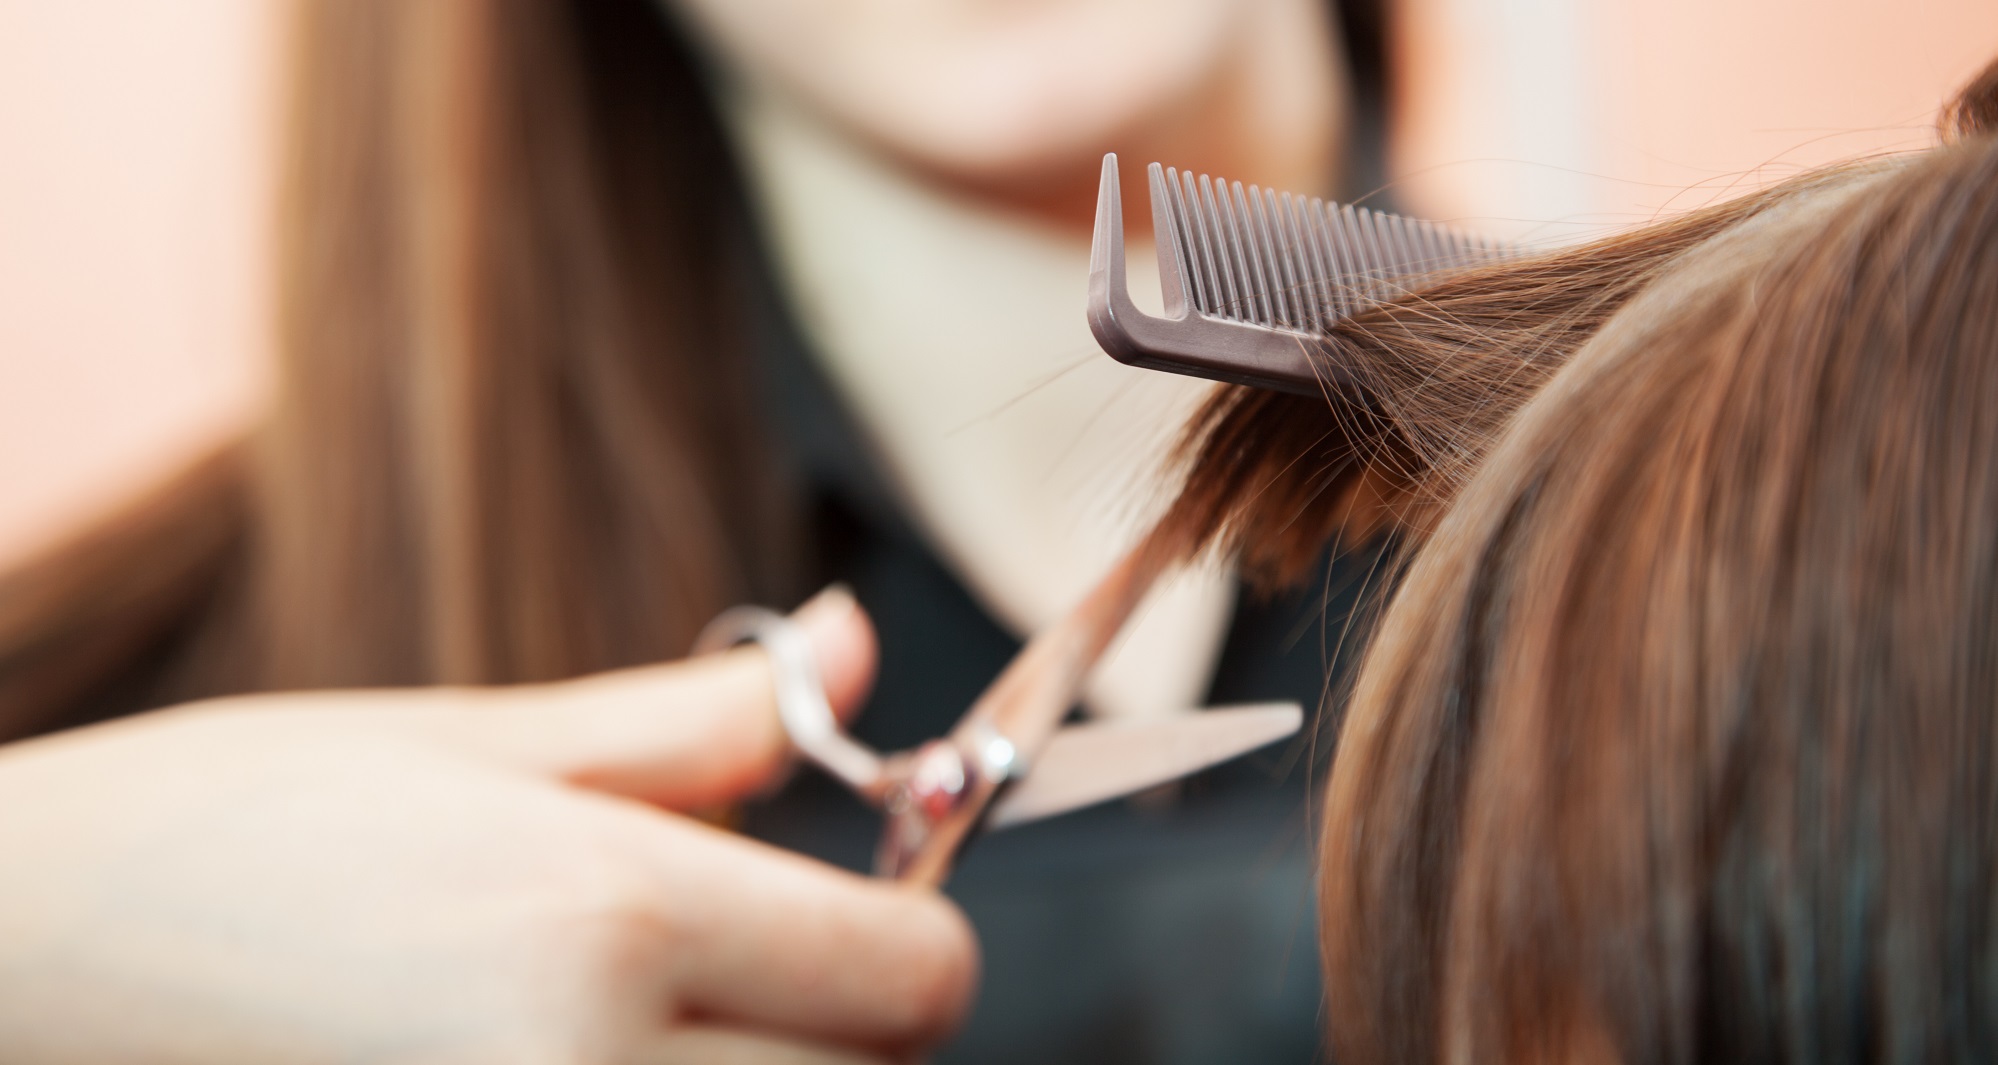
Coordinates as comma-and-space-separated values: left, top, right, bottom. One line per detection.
581, 893, 685, 992
533, 850, 687, 997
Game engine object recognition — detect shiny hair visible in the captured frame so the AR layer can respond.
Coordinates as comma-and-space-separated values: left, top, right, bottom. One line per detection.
0, 0, 1383, 740
1157, 61, 1998, 1064
0, 0, 795, 737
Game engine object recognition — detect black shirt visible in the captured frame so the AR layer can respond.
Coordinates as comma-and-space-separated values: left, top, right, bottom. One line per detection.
743, 263, 1374, 1064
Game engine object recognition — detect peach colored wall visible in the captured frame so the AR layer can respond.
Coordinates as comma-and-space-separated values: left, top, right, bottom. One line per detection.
1592, 0, 1998, 219
1395, 0, 1998, 240
1, 1, 1995, 571
0, 1, 275, 569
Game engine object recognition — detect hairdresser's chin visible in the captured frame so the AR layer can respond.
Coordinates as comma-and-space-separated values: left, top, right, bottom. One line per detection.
661, 0, 1346, 220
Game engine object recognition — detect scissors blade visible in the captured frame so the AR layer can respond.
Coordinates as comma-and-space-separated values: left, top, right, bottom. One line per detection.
885, 542, 1172, 885
986, 703, 1303, 830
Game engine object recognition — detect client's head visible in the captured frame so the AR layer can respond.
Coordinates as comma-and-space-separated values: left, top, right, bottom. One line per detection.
1159, 61, 1998, 1063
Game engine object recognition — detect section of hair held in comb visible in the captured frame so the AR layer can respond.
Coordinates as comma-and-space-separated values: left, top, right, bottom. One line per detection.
1145, 165, 1894, 588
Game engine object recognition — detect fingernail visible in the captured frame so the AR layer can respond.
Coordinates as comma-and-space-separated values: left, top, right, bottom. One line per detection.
791, 584, 861, 686
790, 582, 857, 628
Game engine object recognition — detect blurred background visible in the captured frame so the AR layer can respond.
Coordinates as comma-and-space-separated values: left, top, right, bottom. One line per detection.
3, 0, 1995, 571
5, 4, 1998, 1061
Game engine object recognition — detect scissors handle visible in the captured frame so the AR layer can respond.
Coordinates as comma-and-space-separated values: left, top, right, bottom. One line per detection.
694, 538, 1182, 887
692, 605, 892, 801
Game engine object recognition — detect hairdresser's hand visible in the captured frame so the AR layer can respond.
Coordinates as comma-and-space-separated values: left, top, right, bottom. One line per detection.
0, 587, 975, 1064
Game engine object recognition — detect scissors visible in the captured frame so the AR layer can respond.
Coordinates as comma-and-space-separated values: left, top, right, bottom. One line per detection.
695, 538, 1303, 886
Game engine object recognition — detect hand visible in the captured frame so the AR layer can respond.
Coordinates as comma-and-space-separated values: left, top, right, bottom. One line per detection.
0, 588, 976, 1064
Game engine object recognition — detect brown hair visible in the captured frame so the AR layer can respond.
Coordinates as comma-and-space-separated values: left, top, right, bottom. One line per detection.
0, 0, 794, 737
1156, 63, 1998, 1064
1156, 164, 1879, 585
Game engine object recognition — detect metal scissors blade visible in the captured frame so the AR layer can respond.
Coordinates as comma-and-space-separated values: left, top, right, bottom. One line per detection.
698, 541, 1307, 887
985, 702, 1302, 830
878, 541, 1173, 885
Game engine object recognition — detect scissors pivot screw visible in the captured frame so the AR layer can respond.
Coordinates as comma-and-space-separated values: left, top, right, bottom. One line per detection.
694, 546, 1301, 884
892, 741, 972, 824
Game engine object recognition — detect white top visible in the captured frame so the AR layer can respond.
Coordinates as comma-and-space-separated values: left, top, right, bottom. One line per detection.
723, 82, 1236, 722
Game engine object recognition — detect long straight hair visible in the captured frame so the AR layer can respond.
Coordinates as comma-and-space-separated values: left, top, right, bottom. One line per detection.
0, 0, 793, 737
1156, 62, 1998, 1064
0, 0, 1384, 740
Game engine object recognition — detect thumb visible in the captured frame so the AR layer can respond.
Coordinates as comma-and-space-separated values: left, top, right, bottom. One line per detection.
427, 585, 878, 809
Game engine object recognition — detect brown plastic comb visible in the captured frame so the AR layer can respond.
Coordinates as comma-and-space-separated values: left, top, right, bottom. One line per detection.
1088, 153, 1516, 395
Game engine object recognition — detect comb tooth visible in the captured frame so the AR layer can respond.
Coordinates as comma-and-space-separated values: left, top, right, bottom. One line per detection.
1417, 220, 1445, 279
1172, 171, 1211, 317
1350, 206, 1382, 307
1246, 182, 1278, 323
1470, 228, 1502, 265
1186, 172, 1221, 316
1422, 220, 1451, 273
1183, 172, 1224, 317
1262, 186, 1310, 327
1401, 215, 1427, 275
1185, 172, 1225, 317
1282, 192, 1319, 332
1390, 212, 1424, 290
1246, 186, 1281, 327
1299, 197, 1340, 329
1353, 206, 1390, 306
1226, 181, 1270, 325
1308, 199, 1341, 331
1161, 168, 1203, 316
1328, 204, 1366, 319
1379, 211, 1414, 294
1286, 195, 1318, 331
1435, 222, 1468, 272
1461, 225, 1491, 267
1219, 177, 1257, 320
1221, 182, 1254, 323
1444, 223, 1474, 270
1156, 166, 1185, 310
1450, 223, 1480, 270
1246, 185, 1292, 329
1414, 218, 1445, 277
1202, 175, 1246, 321
1281, 193, 1323, 335
1343, 205, 1374, 308
1454, 228, 1486, 265
1264, 187, 1306, 331
1250, 183, 1288, 326
1222, 181, 1264, 323
1267, 191, 1303, 329
1376, 211, 1410, 295
1374, 209, 1406, 296
1441, 222, 1466, 271
1426, 225, 1451, 273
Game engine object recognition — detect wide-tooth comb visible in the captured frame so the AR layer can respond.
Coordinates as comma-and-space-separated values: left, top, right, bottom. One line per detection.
1088, 153, 1516, 395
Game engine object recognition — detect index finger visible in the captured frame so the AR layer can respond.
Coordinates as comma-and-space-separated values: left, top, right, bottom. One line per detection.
407, 586, 877, 809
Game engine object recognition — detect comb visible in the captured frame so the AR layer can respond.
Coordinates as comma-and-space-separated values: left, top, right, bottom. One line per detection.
1088, 153, 1516, 395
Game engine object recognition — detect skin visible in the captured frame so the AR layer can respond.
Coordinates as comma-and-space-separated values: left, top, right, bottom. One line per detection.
667, 0, 1347, 230
13, 5, 1982, 1060
0, 7, 1349, 1058
0, 588, 977, 1064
